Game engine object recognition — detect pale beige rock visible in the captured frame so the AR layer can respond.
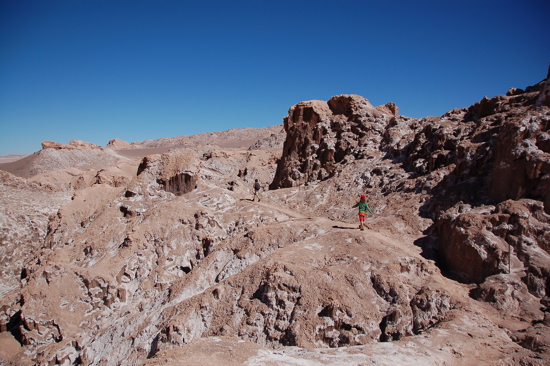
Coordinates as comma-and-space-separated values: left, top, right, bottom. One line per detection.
94, 159, 141, 188
0, 154, 29, 164
106, 138, 132, 149
41, 140, 67, 149
41, 139, 102, 150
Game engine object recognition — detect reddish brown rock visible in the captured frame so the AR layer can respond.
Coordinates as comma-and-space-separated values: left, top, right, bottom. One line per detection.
41, 140, 66, 149
537, 77, 550, 107
511, 315, 550, 357
487, 110, 550, 213
437, 199, 550, 284
270, 95, 398, 189
437, 204, 510, 284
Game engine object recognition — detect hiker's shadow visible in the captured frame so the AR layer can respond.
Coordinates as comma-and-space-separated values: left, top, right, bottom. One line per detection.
332, 225, 356, 230
240, 198, 255, 202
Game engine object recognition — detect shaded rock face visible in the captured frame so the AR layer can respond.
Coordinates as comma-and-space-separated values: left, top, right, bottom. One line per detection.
487, 111, 550, 212
437, 199, 550, 284
157, 172, 197, 196
270, 95, 398, 189
135, 149, 200, 196
537, 77, 550, 107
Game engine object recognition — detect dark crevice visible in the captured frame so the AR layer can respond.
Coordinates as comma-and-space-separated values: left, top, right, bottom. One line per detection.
147, 333, 160, 359
7, 310, 24, 345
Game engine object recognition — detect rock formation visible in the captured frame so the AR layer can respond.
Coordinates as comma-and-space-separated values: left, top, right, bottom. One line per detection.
41, 140, 103, 150
134, 149, 200, 196
270, 95, 398, 189
106, 138, 132, 149
0, 78, 549, 366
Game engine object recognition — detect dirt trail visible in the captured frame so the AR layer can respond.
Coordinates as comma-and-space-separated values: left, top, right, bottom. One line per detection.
252, 195, 482, 307
251, 195, 428, 263
253, 200, 307, 219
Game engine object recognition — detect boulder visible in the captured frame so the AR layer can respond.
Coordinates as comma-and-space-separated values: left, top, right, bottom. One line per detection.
41, 140, 66, 149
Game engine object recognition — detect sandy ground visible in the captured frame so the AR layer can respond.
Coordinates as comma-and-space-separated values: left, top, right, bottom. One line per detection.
0, 155, 29, 164
0, 154, 37, 177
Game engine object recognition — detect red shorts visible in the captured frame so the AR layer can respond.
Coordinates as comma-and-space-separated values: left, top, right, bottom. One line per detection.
358, 212, 366, 221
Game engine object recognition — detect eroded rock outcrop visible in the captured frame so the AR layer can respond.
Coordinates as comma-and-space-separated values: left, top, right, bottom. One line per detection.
26, 140, 122, 177
1, 141, 288, 365
135, 149, 200, 196
270, 95, 399, 189
487, 110, 550, 213
150, 226, 451, 354
437, 199, 550, 284
41, 139, 103, 150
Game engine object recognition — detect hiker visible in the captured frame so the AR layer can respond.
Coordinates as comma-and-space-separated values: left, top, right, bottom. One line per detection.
352, 194, 373, 231
253, 179, 261, 202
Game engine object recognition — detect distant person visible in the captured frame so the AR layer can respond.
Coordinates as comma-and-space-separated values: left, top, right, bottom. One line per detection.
253, 179, 261, 202
352, 194, 373, 231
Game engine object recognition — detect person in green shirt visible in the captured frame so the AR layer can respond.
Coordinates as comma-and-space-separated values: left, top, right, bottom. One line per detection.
352, 194, 374, 231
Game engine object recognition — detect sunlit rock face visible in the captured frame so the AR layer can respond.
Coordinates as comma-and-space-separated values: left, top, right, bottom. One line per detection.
270, 94, 399, 189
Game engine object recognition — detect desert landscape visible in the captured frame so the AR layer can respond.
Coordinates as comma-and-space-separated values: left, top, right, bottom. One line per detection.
1, 75, 550, 365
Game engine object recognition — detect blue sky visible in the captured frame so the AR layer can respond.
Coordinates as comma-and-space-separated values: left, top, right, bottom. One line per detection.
1, 0, 549, 155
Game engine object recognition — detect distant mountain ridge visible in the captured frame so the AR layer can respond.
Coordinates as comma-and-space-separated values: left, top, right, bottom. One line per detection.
0, 125, 285, 178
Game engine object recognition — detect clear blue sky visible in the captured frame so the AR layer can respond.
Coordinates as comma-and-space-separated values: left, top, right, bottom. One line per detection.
1, 0, 549, 155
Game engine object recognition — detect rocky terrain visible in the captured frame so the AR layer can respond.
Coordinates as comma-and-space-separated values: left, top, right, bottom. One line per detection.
0, 76, 549, 365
